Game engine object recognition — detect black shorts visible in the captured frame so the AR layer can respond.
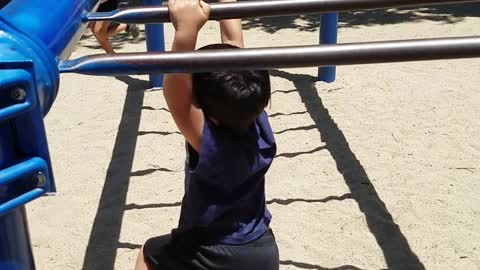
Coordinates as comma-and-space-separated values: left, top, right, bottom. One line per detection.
97, 0, 118, 12
143, 229, 279, 270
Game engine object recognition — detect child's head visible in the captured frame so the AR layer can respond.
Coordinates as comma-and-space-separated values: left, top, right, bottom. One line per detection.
192, 44, 271, 132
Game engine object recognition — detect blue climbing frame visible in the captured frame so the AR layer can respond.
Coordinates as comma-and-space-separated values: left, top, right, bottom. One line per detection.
144, 0, 166, 88
319, 13, 339, 83
0, 0, 98, 269
141, 5, 339, 85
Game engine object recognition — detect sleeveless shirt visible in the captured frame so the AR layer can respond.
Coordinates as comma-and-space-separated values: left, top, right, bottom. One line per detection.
176, 111, 276, 244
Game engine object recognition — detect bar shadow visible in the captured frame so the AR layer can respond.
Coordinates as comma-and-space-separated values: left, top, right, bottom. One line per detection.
274, 124, 317, 134
269, 69, 425, 269
117, 242, 142, 250
138, 130, 181, 136
125, 202, 182, 210
270, 111, 308, 118
272, 89, 298, 95
267, 193, 353, 205
130, 167, 180, 176
280, 260, 364, 270
275, 145, 326, 158
142, 106, 170, 112
242, 3, 480, 33
81, 76, 147, 270
123, 193, 353, 211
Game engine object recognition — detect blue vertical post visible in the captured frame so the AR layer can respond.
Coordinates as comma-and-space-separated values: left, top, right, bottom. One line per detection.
318, 13, 338, 83
0, 207, 36, 270
144, 0, 165, 89
0, 125, 35, 270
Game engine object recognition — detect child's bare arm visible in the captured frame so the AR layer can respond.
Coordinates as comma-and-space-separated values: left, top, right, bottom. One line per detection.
218, 0, 244, 48
163, 0, 210, 152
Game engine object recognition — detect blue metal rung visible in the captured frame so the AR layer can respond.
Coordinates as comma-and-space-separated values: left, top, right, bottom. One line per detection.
0, 157, 49, 216
0, 68, 36, 123
0, 102, 32, 123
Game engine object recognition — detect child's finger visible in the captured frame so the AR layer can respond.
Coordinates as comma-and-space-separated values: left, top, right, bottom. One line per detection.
199, 0, 211, 17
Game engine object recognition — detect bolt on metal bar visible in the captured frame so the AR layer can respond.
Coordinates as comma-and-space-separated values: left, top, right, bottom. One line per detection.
84, 0, 480, 24
58, 36, 480, 76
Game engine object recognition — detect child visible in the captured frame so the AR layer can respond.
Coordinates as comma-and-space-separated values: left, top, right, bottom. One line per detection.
89, 0, 140, 54
134, 0, 279, 269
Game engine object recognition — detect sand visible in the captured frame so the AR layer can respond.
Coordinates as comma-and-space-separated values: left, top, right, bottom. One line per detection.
26, 4, 480, 270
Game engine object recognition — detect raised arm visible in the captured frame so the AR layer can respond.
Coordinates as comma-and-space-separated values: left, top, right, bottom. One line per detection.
163, 0, 210, 152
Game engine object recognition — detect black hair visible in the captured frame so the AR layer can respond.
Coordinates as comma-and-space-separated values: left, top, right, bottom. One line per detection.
192, 43, 271, 132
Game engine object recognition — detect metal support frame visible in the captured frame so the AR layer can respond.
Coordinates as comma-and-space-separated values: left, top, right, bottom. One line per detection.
0, 1, 99, 269
84, 0, 480, 24
319, 13, 338, 83
84, 0, 479, 83
59, 36, 480, 75
144, 0, 165, 88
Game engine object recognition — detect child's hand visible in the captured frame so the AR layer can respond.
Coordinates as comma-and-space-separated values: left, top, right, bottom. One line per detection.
168, 0, 210, 35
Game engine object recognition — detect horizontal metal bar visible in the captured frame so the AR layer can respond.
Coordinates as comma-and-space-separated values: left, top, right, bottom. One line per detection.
84, 0, 480, 24
0, 157, 48, 186
0, 157, 48, 216
59, 36, 480, 76
0, 188, 45, 217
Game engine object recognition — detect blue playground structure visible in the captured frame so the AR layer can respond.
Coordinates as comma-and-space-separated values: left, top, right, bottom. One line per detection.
0, 1, 97, 268
319, 13, 338, 83
1, 0, 479, 269
144, 0, 166, 88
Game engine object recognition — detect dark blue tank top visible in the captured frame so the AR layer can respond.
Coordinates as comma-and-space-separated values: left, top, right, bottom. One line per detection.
176, 111, 276, 245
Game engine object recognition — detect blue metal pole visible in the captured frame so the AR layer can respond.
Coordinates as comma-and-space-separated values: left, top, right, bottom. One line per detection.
0, 207, 35, 270
318, 12, 338, 83
0, 125, 35, 270
144, 0, 165, 89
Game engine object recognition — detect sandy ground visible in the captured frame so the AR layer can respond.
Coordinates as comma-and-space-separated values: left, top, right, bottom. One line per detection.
26, 4, 480, 270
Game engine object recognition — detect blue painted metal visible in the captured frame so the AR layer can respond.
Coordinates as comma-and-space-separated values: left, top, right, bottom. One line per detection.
0, 0, 99, 59
0, 158, 49, 216
0, 115, 36, 270
0, 0, 100, 268
318, 12, 338, 83
144, 0, 165, 88
0, 0, 101, 115
0, 206, 36, 270
0, 60, 55, 194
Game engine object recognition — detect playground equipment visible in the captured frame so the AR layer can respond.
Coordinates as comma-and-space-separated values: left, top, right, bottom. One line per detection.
59, 37, 480, 75
1, 0, 479, 269
319, 13, 338, 83
84, 0, 479, 83
85, 0, 480, 23
144, 0, 165, 88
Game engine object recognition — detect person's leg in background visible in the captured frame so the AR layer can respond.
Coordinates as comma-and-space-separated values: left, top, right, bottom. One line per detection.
217, 0, 244, 48
90, 21, 116, 54
108, 22, 140, 39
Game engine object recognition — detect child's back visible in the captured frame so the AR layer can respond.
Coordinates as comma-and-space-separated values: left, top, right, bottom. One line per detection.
135, 1, 279, 269
178, 109, 276, 244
